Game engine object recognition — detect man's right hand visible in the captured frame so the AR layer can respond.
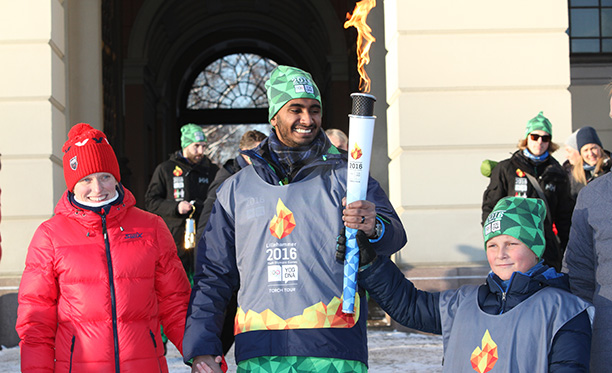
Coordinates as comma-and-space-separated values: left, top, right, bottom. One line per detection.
192, 355, 224, 373
178, 200, 194, 215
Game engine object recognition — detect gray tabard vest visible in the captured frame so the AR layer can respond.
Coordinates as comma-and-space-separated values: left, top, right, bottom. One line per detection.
438, 285, 593, 372
216, 165, 363, 334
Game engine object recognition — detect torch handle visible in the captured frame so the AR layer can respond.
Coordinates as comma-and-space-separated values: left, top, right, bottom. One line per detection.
342, 115, 376, 314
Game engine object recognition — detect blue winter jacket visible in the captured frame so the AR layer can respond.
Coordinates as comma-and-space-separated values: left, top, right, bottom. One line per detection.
183, 137, 407, 365
360, 256, 592, 372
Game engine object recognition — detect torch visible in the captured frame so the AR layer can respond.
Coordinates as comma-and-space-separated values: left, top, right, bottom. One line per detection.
342, 93, 376, 314
342, 0, 377, 314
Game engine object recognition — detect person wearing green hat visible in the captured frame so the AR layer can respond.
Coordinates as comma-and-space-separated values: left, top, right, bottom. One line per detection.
481, 111, 573, 272
343, 196, 593, 372
145, 123, 219, 282
183, 65, 407, 372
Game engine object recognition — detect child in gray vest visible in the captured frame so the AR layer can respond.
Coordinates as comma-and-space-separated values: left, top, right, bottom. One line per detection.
347, 196, 593, 372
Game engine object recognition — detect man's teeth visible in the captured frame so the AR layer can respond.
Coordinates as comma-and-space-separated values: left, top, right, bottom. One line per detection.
90, 196, 106, 202
295, 128, 312, 134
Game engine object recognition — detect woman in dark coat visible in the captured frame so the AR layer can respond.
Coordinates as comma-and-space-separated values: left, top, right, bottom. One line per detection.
481, 112, 573, 271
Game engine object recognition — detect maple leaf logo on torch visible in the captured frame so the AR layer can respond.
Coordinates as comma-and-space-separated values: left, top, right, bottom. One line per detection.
344, 0, 377, 93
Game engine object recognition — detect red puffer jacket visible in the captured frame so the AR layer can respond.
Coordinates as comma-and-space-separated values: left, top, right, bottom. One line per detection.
16, 187, 191, 372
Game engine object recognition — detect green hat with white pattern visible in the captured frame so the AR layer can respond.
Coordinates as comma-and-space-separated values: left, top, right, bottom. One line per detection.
525, 111, 552, 138
483, 197, 546, 259
265, 65, 322, 121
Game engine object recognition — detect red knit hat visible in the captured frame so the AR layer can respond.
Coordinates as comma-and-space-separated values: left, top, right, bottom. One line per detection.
62, 123, 121, 191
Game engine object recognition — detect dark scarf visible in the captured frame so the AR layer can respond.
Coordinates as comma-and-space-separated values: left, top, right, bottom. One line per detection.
69, 184, 126, 215
267, 129, 331, 182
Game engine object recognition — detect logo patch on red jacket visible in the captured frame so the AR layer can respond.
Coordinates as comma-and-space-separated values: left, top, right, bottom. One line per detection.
124, 232, 143, 240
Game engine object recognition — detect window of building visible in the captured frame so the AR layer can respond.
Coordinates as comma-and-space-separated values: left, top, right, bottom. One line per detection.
185, 53, 278, 165
569, 0, 612, 54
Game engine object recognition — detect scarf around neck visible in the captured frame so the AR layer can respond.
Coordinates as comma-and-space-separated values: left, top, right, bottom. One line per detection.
267, 129, 331, 182
523, 148, 549, 163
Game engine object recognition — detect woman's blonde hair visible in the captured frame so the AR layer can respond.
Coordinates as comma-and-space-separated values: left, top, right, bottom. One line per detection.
572, 143, 610, 185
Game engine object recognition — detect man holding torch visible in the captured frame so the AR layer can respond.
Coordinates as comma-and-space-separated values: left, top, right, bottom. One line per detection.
184, 65, 406, 372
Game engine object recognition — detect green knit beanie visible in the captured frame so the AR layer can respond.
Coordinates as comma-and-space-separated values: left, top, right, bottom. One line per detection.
483, 197, 546, 259
525, 111, 552, 138
265, 65, 322, 121
180, 123, 207, 149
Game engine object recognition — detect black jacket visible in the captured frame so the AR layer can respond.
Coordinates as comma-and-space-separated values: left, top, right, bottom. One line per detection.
360, 257, 592, 372
144, 151, 218, 269
481, 151, 573, 270
196, 156, 247, 242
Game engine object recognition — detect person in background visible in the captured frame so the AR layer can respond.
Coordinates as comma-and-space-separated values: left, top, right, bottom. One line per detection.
562, 91, 612, 371
562, 129, 583, 203
567, 126, 611, 201
183, 65, 407, 373
194, 129, 267, 356
16, 123, 191, 372
351, 197, 593, 372
145, 123, 219, 281
481, 111, 572, 271
325, 128, 348, 151
196, 129, 267, 242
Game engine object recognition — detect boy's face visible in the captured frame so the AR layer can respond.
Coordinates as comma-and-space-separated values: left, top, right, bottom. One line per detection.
486, 234, 538, 281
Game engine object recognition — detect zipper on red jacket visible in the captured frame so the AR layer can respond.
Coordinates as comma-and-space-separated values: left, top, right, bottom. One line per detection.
69, 335, 75, 373
149, 330, 163, 372
102, 212, 121, 373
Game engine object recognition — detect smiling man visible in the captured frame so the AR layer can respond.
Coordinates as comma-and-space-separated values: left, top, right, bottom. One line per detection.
183, 65, 407, 372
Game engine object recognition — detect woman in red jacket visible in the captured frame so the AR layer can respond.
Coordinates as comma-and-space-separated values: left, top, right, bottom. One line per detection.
16, 123, 192, 372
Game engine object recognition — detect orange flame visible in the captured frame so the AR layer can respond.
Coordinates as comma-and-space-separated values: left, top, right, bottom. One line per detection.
344, 0, 377, 93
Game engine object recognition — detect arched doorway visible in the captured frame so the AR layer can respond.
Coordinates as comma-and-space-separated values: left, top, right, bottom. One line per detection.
182, 52, 276, 165
120, 0, 353, 204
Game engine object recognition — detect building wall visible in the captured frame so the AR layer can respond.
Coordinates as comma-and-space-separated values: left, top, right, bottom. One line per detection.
569, 64, 612, 147
385, 0, 573, 265
0, 0, 68, 278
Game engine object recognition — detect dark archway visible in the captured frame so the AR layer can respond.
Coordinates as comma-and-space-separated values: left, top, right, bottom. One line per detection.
117, 0, 356, 205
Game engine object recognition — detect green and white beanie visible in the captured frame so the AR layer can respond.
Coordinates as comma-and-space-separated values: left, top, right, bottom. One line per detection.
483, 197, 546, 259
180, 123, 207, 149
265, 65, 322, 121
524, 111, 552, 138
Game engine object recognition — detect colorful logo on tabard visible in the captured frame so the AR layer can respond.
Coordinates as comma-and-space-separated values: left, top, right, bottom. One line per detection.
350, 143, 362, 160
470, 329, 498, 373
269, 198, 296, 239
173, 166, 183, 177
234, 295, 359, 334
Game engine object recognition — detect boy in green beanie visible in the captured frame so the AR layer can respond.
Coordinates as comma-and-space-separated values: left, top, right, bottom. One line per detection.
347, 196, 593, 372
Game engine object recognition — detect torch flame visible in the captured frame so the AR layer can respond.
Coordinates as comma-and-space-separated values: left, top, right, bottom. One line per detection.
344, 0, 376, 93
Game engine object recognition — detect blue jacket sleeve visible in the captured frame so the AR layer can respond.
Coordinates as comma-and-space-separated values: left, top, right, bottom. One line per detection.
548, 310, 592, 372
358, 256, 442, 334
183, 199, 239, 362
366, 176, 407, 256
562, 195, 596, 303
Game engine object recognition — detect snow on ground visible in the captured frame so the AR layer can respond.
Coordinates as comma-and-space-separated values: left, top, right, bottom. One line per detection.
0, 329, 444, 372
